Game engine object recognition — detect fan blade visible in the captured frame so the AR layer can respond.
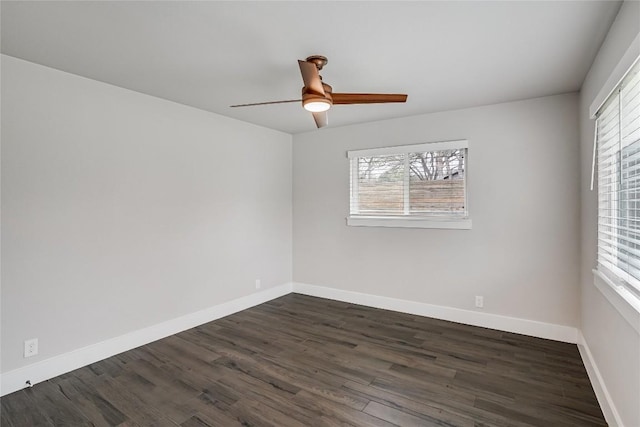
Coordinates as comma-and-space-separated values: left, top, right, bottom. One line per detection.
312, 111, 328, 128
230, 99, 301, 108
298, 60, 325, 95
332, 93, 407, 105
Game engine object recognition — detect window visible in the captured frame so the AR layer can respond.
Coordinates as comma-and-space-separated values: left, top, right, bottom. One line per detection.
595, 58, 640, 308
347, 140, 471, 229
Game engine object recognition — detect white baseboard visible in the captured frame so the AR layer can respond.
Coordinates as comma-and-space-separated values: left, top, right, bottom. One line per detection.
0, 281, 583, 398
0, 282, 293, 397
577, 332, 623, 427
292, 282, 579, 344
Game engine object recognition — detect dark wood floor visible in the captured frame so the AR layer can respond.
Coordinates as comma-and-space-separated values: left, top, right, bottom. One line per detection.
1, 294, 606, 427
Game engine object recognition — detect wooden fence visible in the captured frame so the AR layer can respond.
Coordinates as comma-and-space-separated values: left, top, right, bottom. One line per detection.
357, 179, 464, 213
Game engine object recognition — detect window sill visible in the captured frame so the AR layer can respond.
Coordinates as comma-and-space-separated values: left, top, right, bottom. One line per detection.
592, 269, 640, 335
347, 216, 472, 229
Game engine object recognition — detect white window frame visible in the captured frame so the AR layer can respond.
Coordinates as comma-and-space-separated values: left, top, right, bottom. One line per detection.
591, 39, 640, 326
347, 140, 471, 229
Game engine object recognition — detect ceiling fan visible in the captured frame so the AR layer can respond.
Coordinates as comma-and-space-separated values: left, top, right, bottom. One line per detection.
230, 55, 408, 128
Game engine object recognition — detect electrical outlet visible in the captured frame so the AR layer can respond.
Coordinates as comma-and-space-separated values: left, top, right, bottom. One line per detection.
475, 296, 484, 308
24, 338, 38, 358
255, 279, 261, 290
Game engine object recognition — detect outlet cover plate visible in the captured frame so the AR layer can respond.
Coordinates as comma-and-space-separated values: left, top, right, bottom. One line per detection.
24, 338, 38, 358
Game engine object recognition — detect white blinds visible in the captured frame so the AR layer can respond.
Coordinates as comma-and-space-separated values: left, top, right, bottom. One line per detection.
596, 58, 640, 299
349, 142, 468, 218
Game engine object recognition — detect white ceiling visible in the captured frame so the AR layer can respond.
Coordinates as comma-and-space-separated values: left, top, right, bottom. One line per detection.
1, 1, 621, 134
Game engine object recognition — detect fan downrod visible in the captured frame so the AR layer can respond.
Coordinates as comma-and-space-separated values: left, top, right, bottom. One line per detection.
306, 55, 328, 71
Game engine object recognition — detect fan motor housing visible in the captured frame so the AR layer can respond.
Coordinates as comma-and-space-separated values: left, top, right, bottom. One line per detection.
302, 83, 333, 103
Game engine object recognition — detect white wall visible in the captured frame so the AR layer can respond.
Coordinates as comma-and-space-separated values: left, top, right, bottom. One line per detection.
579, 1, 640, 426
293, 93, 580, 328
1, 55, 292, 373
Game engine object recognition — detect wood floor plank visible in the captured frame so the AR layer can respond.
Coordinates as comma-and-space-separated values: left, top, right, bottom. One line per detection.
363, 400, 442, 427
94, 375, 164, 425
342, 380, 474, 427
149, 418, 181, 427
1, 389, 52, 427
291, 390, 396, 427
56, 375, 128, 426
22, 380, 91, 426
0, 294, 606, 427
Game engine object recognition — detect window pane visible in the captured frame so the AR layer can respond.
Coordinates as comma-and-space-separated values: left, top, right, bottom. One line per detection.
357, 155, 404, 215
620, 137, 640, 289
409, 149, 465, 215
596, 58, 640, 301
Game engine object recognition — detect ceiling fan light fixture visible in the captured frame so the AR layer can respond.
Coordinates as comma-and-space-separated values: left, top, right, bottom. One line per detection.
303, 99, 331, 112
230, 55, 407, 129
